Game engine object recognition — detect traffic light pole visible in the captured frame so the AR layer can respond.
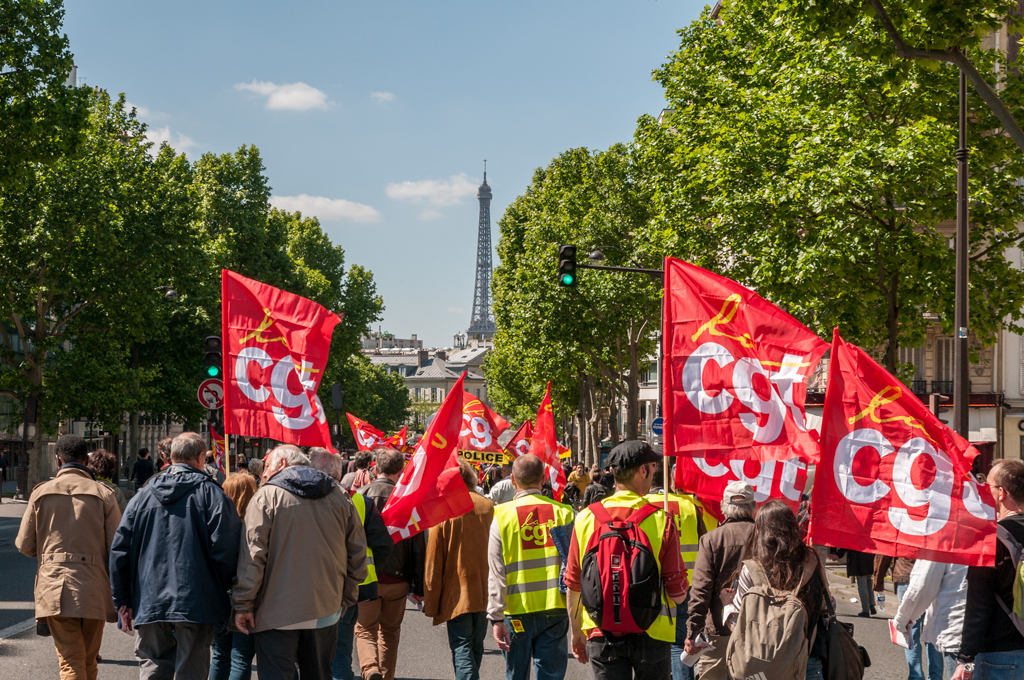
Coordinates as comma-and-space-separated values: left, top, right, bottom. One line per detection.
577, 263, 664, 279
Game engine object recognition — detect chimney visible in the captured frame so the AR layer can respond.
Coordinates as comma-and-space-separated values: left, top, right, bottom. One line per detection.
436, 350, 447, 361
417, 349, 429, 367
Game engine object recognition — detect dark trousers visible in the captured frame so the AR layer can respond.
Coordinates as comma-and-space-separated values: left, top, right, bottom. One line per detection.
254, 624, 339, 680
587, 633, 671, 680
446, 612, 487, 680
502, 610, 569, 680
331, 606, 359, 680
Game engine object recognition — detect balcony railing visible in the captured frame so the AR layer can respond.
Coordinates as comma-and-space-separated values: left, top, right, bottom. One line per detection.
932, 380, 954, 393
910, 380, 928, 395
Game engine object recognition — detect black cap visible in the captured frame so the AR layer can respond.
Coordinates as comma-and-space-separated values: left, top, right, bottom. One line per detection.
605, 440, 661, 470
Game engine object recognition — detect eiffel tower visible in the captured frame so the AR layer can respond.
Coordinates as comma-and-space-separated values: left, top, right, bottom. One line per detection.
467, 162, 496, 340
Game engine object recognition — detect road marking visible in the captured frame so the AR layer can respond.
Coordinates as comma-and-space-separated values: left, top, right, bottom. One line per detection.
0, 617, 35, 639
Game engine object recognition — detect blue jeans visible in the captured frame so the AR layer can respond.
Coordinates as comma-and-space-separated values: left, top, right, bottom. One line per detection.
806, 656, 824, 680
944, 652, 959, 679
331, 605, 359, 680
897, 582, 928, 680
975, 651, 1024, 680
447, 612, 487, 680
209, 623, 256, 680
670, 594, 694, 680
503, 610, 569, 680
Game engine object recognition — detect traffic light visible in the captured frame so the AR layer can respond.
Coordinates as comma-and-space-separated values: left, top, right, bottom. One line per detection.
204, 335, 223, 379
557, 245, 577, 287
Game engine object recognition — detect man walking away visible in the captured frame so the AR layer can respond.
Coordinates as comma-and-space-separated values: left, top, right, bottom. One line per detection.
357, 448, 425, 680
307, 450, 394, 680
233, 445, 367, 680
952, 459, 1024, 679
893, 559, 967, 680
646, 463, 706, 680
109, 431, 242, 680
565, 441, 687, 680
487, 454, 575, 680
683, 481, 757, 680
131, 448, 155, 490
488, 464, 516, 505
17, 435, 121, 680
424, 459, 495, 680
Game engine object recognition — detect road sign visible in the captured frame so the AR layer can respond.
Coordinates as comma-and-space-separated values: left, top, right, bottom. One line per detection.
651, 417, 664, 436
198, 379, 224, 410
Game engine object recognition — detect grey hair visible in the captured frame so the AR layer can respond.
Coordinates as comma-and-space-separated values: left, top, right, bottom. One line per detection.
266, 445, 311, 469
309, 451, 344, 481
248, 458, 264, 477
171, 432, 206, 463
721, 498, 756, 520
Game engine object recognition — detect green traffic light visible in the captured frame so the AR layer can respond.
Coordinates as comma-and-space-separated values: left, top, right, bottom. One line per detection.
207, 365, 221, 378
561, 274, 574, 285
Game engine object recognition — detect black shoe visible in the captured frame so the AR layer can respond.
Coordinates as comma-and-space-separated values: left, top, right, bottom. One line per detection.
366, 673, 384, 680
858, 611, 871, 618
870, 607, 877, 615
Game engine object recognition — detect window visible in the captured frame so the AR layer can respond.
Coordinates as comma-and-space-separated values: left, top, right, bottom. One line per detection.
936, 338, 955, 382
899, 346, 926, 394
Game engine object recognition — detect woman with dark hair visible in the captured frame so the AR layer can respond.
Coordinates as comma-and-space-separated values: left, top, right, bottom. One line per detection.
210, 473, 258, 680
88, 449, 126, 513
722, 500, 833, 680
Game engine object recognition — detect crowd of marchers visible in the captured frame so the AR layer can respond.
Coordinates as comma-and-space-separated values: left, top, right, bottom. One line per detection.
15, 433, 1024, 680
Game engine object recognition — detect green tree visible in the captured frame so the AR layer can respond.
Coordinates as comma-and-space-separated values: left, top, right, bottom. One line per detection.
0, 0, 90, 186
637, 2, 1024, 375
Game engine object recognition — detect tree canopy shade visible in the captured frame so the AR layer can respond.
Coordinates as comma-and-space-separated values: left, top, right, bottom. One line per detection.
783, 0, 1024, 155
636, 0, 1024, 375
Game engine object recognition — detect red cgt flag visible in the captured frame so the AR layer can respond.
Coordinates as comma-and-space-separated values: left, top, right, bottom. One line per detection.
382, 374, 474, 539
528, 382, 567, 501
663, 258, 829, 462
222, 270, 340, 450
385, 427, 408, 450
812, 329, 996, 567
346, 414, 388, 451
674, 455, 808, 521
504, 421, 533, 459
210, 426, 227, 473
460, 392, 510, 453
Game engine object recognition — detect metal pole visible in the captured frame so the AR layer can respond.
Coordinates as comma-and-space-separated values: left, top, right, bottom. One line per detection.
661, 287, 669, 511
954, 68, 970, 438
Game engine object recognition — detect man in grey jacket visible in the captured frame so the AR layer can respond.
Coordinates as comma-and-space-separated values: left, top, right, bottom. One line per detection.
233, 445, 367, 680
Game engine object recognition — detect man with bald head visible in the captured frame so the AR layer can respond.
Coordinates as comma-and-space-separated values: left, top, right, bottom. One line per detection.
487, 454, 574, 680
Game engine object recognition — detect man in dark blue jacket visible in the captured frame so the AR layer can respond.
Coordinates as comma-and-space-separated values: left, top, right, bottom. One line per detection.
109, 431, 242, 679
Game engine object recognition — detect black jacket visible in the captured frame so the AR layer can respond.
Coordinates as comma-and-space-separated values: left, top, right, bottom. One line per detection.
109, 464, 242, 626
836, 548, 875, 577
358, 494, 395, 602
959, 514, 1024, 662
360, 477, 425, 596
131, 458, 155, 487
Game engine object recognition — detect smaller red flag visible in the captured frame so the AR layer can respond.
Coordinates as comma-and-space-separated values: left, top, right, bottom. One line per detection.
528, 382, 568, 501
210, 426, 227, 473
384, 427, 408, 450
347, 414, 388, 451
382, 375, 474, 539
460, 392, 510, 453
504, 421, 533, 459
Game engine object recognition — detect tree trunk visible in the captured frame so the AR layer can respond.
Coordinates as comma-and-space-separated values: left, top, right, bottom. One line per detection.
883, 273, 900, 375
625, 328, 641, 440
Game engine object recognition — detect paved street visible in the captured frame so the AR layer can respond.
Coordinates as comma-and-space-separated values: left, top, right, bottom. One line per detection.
0, 500, 916, 680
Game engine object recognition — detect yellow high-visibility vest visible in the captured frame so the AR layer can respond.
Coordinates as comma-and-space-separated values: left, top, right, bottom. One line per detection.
686, 494, 719, 532
352, 492, 377, 587
575, 491, 677, 642
494, 494, 574, 615
646, 491, 701, 584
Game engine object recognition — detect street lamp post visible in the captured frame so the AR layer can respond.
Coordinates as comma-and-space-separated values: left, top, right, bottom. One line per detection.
954, 68, 970, 438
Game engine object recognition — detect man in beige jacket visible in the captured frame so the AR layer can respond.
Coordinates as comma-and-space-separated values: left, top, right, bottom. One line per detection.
233, 445, 367, 680
16, 434, 121, 680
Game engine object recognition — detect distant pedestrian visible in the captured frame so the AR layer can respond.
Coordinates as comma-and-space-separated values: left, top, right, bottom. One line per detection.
487, 464, 515, 505
952, 459, 1024, 679
488, 454, 574, 680
233, 445, 367, 680
892, 559, 967, 680
581, 464, 609, 507
89, 448, 127, 513
210, 473, 258, 680
247, 458, 264, 481
357, 448, 426, 680
109, 431, 242, 680
684, 481, 757, 680
1, 449, 12, 484
131, 448, 156, 489
341, 451, 373, 491
204, 451, 226, 486
834, 548, 875, 617
424, 459, 495, 680
16, 434, 121, 680
156, 438, 172, 472
307, 450, 394, 680
567, 463, 590, 497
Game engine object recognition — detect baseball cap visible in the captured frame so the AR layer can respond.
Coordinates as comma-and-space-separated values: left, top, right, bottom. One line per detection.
723, 480, 755, 504
605, 441, 661, 469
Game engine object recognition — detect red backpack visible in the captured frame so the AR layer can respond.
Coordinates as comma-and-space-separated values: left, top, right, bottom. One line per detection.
580, 501, 663, 635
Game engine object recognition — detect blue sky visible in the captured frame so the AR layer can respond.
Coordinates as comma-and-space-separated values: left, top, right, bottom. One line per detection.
64, 1, 709, 348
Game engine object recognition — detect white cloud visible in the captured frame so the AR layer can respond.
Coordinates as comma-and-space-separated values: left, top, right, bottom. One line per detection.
270, 194, 382, 223
418, 208, 443, 221
370, 91, 395, 103
446, 307, 464, 315
124, 101, 162, 119
386, 173, 478, 207
235, 80, 328, 111
145, 127, 197, 156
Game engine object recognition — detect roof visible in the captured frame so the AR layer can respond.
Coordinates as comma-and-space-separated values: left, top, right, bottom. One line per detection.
405, 357, 485, 382
366, 355, 419, 367
444, 347, 489, 365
